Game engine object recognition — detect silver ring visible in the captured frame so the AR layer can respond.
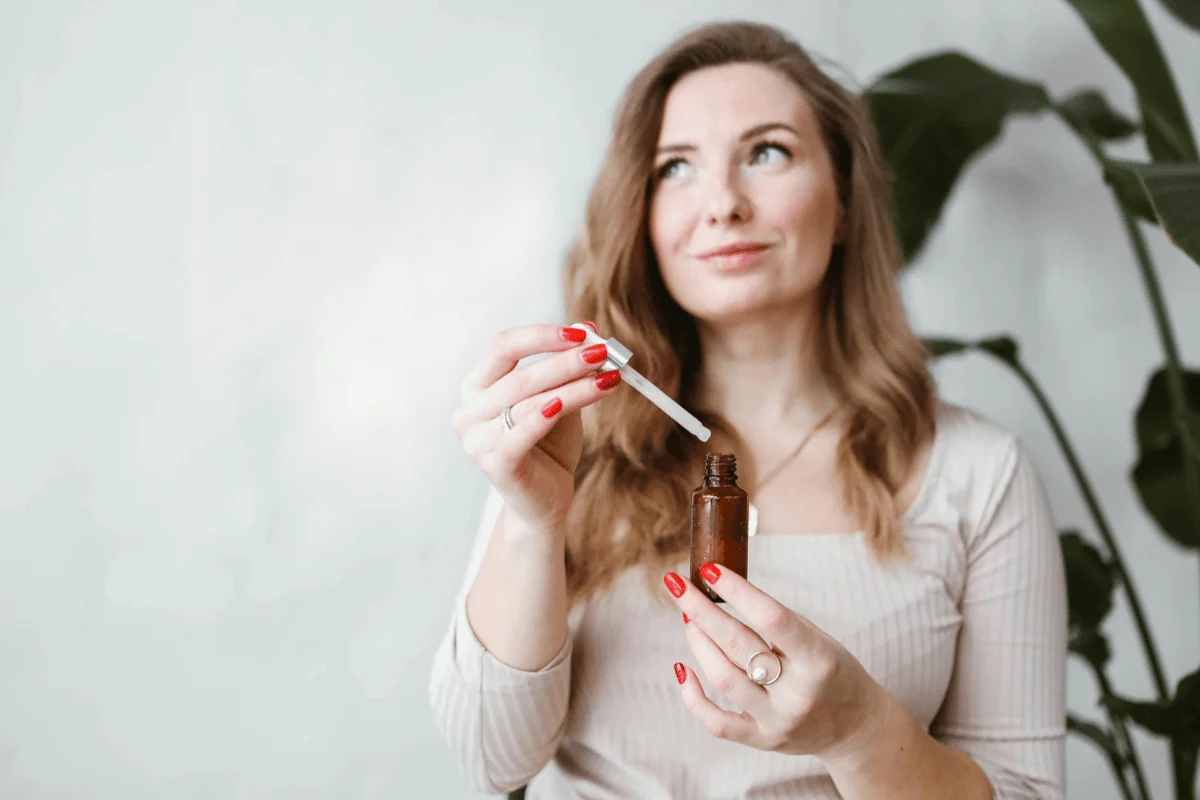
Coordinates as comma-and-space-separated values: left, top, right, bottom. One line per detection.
500, 406, 515, 431
745, 649, 782, 686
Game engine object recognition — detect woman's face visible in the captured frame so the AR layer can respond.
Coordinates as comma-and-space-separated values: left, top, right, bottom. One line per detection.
648, 63, 844, 324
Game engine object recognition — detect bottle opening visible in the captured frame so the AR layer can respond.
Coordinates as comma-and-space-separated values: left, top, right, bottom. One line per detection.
703, 452, 737, 479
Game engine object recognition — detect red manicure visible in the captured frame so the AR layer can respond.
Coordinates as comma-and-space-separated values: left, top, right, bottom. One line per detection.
674, 662, 687, 685
700, 562, 721, 584
682, 612, 689, 624
560, 326, 587, 343
663, 571, 686, 598
583, 344, 608, 364
541, 398, 563, 418
595, 370, 621, 391
581, 321, 598, 333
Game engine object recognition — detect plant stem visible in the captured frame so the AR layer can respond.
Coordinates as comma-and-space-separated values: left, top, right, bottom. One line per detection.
1115, 204, 1200, 540
1070, 128, 1200, 799
1172, 745, 1198, 800
1120, 210, 1200, 800
1094, 666, 1152, 800
1068, 714, 1138, 800
1008, 357, 1170, 700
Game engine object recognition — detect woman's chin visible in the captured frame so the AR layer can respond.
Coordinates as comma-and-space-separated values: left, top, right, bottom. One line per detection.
687, 298, 785, 325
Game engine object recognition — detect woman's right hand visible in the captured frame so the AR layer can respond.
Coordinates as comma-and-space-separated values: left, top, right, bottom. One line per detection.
452, 322, 622, 536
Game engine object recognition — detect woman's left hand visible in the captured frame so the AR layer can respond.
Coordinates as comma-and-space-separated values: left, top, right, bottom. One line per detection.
663, 563, 893, 759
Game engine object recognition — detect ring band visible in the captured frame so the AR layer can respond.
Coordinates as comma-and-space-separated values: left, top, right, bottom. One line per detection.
745, 649, 782, 686
500, 406, 515, 431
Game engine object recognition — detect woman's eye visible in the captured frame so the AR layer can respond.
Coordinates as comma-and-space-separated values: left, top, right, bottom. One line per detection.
657, 158, 691, 180
749, 143, 790, 166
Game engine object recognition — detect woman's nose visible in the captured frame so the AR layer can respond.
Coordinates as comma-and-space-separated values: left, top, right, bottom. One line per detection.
703, 168, 752, 225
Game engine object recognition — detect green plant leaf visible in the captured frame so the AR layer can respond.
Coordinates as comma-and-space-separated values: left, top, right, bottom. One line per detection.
1171, 668, 1200, 745
1071, 628, 1113, 670
1102, 161, 1159, 222
864, 52, 1051, 262
1159, 0, 1200, 30
975, 336, 1020, 367
1134, 368, 1200, 452
1133, 440, 1200, 548
1105, 694, 1177, 738
1109, 160, 1200, 266
1057, 89, 1140, 141
1061, 530, 1116, 630
1131, 366, 1200, 547
1061, 0, 1199, 162
921, 337, 971, 358
1104, 666, 1200, 746
1067, 715, 1122, 761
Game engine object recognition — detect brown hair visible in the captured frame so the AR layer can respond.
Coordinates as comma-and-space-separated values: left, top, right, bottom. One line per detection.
561, 20, 936, 607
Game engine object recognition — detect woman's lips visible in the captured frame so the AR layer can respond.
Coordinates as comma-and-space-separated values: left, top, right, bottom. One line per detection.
696, 243, 770, 270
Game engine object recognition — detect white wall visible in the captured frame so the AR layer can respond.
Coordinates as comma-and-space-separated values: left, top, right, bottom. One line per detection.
2, 1, 1198, 797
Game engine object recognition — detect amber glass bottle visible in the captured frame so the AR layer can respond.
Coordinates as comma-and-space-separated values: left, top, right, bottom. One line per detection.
690, 453, 749, 603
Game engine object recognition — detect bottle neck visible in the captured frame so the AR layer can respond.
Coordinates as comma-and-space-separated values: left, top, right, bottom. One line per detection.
703, 453, 738, 487
703, 474, 737, 487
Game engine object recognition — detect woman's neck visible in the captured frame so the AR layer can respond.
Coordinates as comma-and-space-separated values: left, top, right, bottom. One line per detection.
691, 305, 837, 439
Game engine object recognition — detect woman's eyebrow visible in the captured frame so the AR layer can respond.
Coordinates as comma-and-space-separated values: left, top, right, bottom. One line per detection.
655, 121, 803, 155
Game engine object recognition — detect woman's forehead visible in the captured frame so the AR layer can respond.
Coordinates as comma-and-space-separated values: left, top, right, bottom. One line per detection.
658, 64, 815, 142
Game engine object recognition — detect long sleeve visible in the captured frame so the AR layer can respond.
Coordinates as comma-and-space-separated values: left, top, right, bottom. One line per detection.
930, 439, 1068, 799
427, 485, 574, 795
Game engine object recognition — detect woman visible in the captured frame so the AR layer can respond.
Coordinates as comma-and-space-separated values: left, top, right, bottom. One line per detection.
430, 20, 1066, 800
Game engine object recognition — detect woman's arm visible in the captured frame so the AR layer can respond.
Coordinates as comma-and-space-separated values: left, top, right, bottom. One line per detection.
827, 438, 1067, 799
465, 502, 570, 671
429, 487, 574, 795
821, 686, 994, 799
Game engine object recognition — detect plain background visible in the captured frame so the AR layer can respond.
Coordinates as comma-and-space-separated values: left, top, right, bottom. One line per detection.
2, 1, 1199, 797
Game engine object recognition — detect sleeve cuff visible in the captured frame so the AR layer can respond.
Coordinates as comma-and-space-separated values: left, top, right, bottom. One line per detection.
971, 753, 1061, 800
451, 594, 573, 692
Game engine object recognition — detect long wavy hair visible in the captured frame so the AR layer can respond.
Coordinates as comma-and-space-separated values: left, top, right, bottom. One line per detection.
561, 20, 936, 608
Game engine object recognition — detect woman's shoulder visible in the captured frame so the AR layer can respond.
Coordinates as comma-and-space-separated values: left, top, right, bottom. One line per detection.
931, 399, 1021, 461
924, 400, 1030, 526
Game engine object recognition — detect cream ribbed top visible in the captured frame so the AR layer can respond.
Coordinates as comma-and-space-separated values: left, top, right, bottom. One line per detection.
429, 402, 1068, 799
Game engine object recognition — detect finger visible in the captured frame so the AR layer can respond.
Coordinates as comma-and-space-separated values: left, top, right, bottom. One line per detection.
462, 324, 591, 397
673, 663, 763, 747
483, 369, 621, 468
472, 339, 611, 420
664, 571, 776, 678
684, 616, 772, 716
695, 562, 810, 655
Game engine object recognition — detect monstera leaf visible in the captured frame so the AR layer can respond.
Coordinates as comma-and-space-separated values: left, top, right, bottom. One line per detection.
1061, 0, 1199, 162
1131, 367, 1200, 548
1107, 161, 1200, 266
864, 53, 1051, 262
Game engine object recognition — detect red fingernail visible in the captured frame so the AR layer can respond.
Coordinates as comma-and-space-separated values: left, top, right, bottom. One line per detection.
663, 571, 685, 598
674, 662, 687, 684
561, 326, 587, 343
700, 562, 721, 584
541, 397, 563, 418
581, 321, 598, 333
594, 370, 621, 391
583, 343, 608, 364
682, 612, 689, 624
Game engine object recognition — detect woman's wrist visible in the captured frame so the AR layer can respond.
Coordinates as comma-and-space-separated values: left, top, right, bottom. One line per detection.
818, 682, 915, 773
818, 683, 992, 800
499, 505, 567, 547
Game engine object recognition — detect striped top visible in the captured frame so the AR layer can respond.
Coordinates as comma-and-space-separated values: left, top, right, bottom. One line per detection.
428, 402, 1068, 799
